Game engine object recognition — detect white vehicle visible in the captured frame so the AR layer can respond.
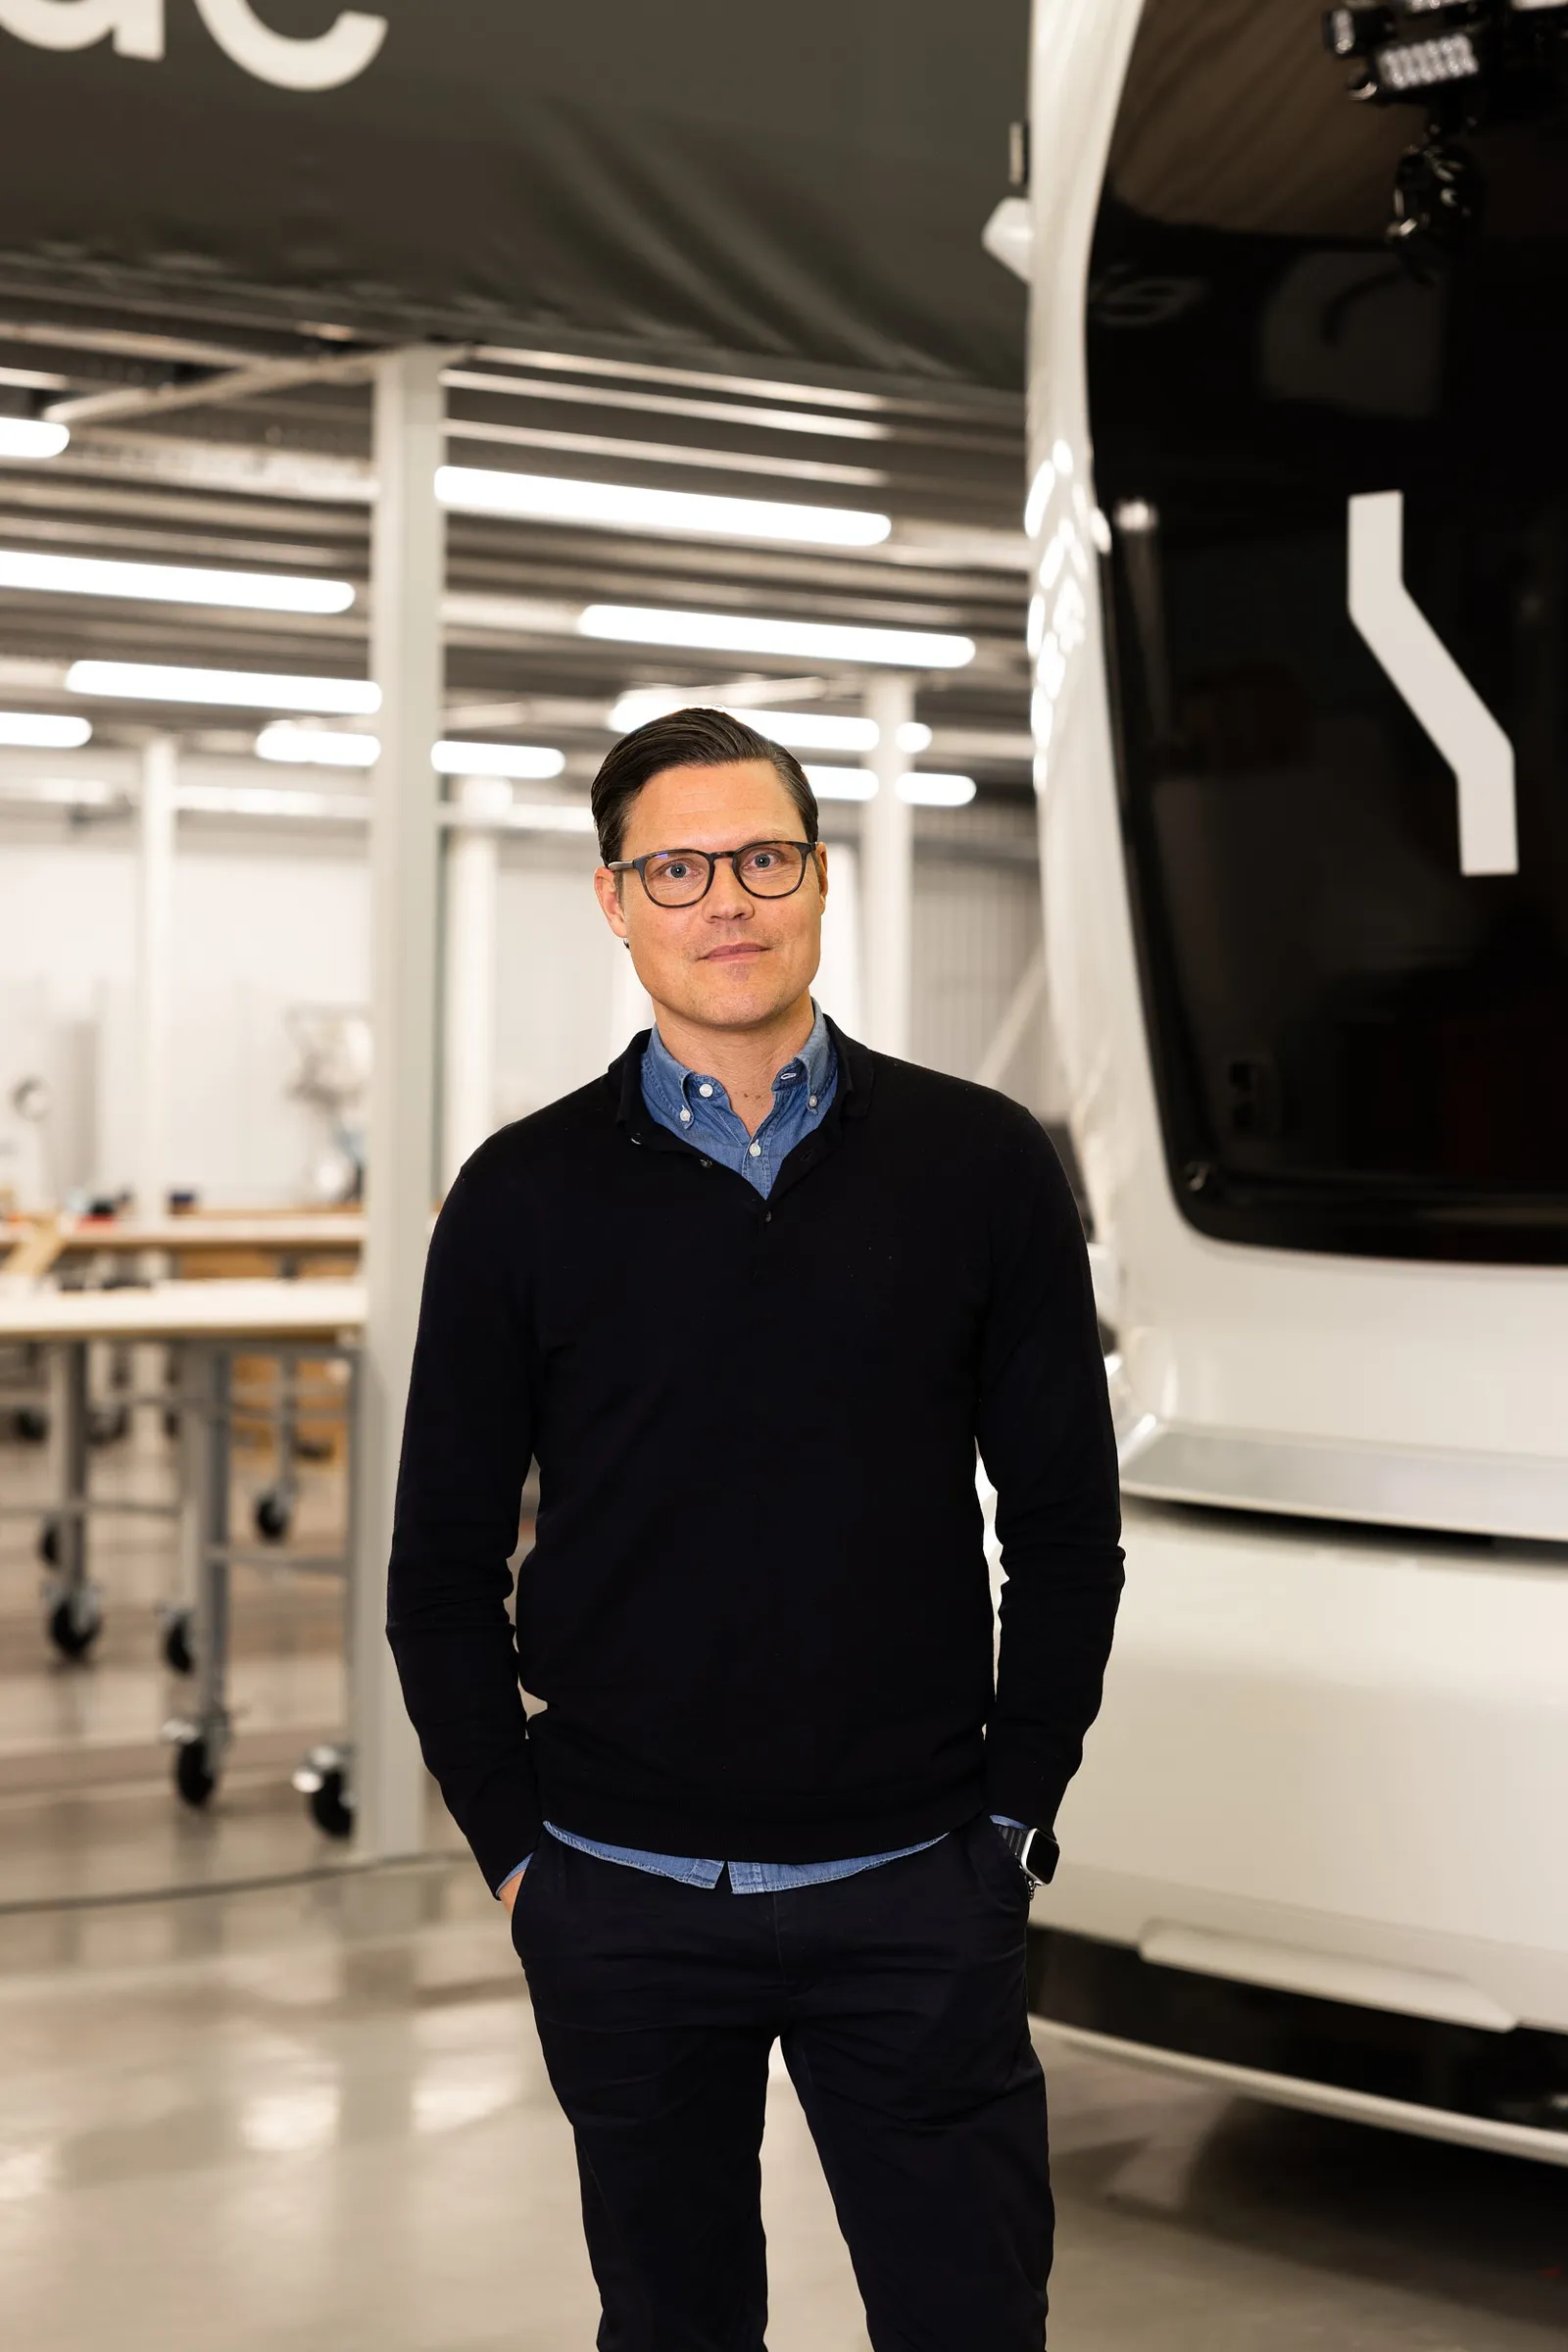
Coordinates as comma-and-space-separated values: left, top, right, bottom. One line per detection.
1017, 0, 1568, 2161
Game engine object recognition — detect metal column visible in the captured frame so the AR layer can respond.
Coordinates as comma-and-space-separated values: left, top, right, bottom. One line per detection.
352, 346, 447, 1862
132, 737, 178, 1450
441, 775, 505, 1190
133, 734, 177, 1216
860, 673, 915, 1057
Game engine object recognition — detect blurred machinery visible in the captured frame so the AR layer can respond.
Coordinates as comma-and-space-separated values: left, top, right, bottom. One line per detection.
285, 1005, 371, 1206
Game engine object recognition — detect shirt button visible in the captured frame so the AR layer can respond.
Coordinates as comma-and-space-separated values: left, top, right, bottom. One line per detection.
698, 1083, 714, 1098
678, 1107, 692, 1123
808, 1095, 818, 1108
749, 1142, 761, 1158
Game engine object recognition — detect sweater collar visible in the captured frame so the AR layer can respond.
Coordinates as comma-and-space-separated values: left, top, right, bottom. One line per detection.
611, 1012, 874, 1131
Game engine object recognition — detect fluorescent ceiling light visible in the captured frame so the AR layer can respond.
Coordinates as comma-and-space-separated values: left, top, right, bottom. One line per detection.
804, 766, 976, 807
608, 691, 934, 755
0, 710, 91, 748
899, 771, 976, 808
433, 739, 565, 779
0, 548, 354, 613
255, 727, 567, 778
67, 662, 381, 714
506, 803, 596, 834
804, 765, 877, 803
257, 723, 379, 768
176, 782, 368, 823
438, 466, 890, 550
581, 607, 975, 669
0, 419, 69, 461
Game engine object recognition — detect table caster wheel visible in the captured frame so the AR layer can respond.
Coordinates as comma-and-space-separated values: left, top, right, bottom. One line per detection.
47, 1587, 101, 1661
173, 1737, 217, 1809
293, 1745, 354, 1839
308, 1768, 354, 1840
14, 1406, 48, 1443
38, 1517, 61, 1566
254, 1488, 291, 1543
162, 1609, 195, 1677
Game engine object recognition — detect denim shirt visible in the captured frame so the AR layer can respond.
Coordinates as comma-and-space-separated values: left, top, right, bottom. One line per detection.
639, 998, 838, 1193
497, 1007, 1020, 1895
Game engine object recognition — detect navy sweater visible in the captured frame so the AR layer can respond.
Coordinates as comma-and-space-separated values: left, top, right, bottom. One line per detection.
386, 1021, 1124, 1891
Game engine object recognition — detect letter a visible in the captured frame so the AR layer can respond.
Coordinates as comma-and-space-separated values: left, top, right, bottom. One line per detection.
0, 0, 162, 57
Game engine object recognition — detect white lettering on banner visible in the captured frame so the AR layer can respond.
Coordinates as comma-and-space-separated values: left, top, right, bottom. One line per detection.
193, 0, 386, 91
0, 0, 162, 56
0, 0, 389, 86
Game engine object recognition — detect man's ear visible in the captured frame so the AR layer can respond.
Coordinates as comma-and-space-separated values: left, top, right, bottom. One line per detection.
593, 864, 631, 940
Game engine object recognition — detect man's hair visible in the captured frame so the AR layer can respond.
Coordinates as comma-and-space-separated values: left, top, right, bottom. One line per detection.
591, 708, 820, 864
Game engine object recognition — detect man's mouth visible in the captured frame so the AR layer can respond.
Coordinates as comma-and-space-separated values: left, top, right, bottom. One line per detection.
702, 944, 766, 961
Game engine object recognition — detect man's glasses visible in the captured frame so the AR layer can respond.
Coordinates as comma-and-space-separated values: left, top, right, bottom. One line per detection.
607, 839, 818, 909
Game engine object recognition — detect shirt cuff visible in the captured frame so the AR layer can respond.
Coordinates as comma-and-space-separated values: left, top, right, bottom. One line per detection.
494, 1855, 532, 1897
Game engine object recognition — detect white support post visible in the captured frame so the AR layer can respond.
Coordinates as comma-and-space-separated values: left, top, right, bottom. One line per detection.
133, 734, 177, 1216
860, 673, 915, 1057
441, 776, 506, 1190
352, 346, 447, 1863
132, 735, 177, 1451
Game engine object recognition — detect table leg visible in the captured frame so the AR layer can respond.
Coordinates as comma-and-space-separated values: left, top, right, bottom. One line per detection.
167, 1343, 232, 1807
293, 1346, 358, 1840
42, 1340, 101, 1661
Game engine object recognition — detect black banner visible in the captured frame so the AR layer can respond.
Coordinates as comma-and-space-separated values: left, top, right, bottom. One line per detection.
0, 1, 1027, 388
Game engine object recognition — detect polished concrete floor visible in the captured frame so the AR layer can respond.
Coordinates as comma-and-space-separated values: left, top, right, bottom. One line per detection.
4, 1422, 1568, 2348
3, 1796, 1568, 2352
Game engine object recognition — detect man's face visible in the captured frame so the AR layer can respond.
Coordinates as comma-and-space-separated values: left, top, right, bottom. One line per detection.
593, 759, 827, 1033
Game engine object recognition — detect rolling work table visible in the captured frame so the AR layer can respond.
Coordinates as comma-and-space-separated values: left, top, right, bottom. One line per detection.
0, 1280, 366, 1833
1, 1214, 367, 1620
0, 1210, 366, 1278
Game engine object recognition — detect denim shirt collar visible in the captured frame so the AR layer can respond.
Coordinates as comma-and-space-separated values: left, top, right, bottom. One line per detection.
642, 1001, 834, 1126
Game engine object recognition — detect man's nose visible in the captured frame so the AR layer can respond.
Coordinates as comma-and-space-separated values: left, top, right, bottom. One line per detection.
706, 859, 755, 916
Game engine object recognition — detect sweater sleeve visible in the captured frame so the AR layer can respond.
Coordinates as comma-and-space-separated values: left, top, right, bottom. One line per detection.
385, 1155, 542, 1890
975, 1109, 1124, 1842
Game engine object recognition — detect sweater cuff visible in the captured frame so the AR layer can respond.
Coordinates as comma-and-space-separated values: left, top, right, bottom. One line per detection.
453, 1752, 545, 1896
983, 1749, 1070, 1847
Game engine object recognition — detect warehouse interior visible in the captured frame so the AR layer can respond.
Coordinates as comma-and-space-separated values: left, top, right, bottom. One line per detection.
3, 2, 1568, 2348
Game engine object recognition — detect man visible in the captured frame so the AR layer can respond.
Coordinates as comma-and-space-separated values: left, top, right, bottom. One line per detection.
388, 708, 1123, 2351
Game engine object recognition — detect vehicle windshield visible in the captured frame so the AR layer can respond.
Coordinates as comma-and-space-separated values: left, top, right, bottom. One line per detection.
1089, 0, 1568, 1263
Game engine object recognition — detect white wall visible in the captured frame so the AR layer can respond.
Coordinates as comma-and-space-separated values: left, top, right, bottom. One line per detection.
0, 817, 373, 1207
0, 802, 1052, 1210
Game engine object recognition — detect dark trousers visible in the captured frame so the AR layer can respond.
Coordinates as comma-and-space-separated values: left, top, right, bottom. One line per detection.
511, 1813, 1052, 2352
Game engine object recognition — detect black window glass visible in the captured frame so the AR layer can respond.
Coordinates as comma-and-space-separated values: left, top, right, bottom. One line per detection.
1089, 0, 1568, 1263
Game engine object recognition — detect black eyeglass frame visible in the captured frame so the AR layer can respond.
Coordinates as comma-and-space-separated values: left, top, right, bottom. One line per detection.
606, 838, 821, 906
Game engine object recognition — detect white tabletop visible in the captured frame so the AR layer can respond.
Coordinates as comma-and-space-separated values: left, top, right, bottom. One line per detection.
0, 1278, 367, 1344
0, 1214, 367, 1255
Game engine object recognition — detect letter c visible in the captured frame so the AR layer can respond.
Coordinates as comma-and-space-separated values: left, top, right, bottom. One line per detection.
192, 0, 385, 91
0, 0, 163, 58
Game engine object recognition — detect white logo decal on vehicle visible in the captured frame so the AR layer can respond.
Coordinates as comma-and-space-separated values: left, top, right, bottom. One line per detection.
1348, 490, 1518, 877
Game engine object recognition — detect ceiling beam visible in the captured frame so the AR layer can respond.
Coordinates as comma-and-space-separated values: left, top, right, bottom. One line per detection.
45, 346, 393, 431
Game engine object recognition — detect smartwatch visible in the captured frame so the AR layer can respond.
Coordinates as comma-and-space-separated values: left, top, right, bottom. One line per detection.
995, 1822, 1059, 1886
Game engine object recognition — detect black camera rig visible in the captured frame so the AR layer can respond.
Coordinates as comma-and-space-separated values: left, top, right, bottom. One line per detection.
1323, 1, 1568, 245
